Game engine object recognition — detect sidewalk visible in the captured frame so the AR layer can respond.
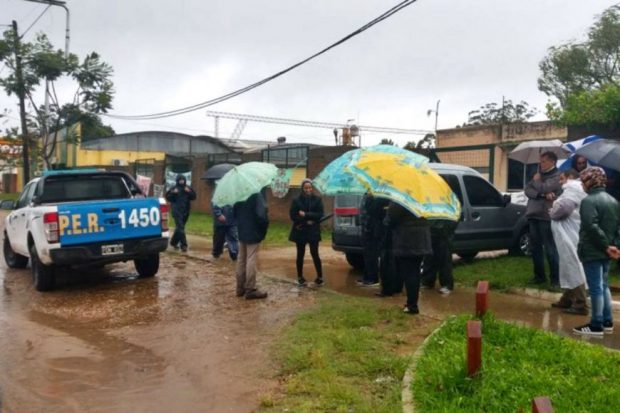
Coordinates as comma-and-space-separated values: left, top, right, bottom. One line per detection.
176, 233, 620, 350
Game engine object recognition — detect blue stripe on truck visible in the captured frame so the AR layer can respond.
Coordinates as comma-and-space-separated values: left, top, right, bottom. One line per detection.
57, 198, 162, 246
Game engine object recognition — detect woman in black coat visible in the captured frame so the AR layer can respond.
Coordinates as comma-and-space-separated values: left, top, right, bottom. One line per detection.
289, 179, 324, 286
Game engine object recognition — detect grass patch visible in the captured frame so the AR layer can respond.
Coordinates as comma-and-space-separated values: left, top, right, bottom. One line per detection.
0, 192, 19, 200
262, 295, 419, 413
413, 314, 620, 412
453, 255, 542, 291
181, 211, 331, 247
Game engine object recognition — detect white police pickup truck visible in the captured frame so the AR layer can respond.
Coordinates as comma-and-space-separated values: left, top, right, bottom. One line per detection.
2, 170, 169, 291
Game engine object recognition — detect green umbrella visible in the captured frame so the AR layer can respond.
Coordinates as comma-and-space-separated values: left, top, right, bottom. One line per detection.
212, 162, 278, 207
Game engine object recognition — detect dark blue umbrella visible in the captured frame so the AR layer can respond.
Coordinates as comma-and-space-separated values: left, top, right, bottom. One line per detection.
202, 163, 236, 181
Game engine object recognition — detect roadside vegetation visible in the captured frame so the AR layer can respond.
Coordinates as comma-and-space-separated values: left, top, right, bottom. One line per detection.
182, 211, 331, 246
453, 254, 535, 291
0, 192, 18, 200
260, 294, 434, 413
413, 314, 620, 412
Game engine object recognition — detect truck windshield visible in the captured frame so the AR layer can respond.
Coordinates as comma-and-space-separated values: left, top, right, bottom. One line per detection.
40, 176, 131, 203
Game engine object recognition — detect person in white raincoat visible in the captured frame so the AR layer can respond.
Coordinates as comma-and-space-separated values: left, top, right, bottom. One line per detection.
549, 169, 588, 315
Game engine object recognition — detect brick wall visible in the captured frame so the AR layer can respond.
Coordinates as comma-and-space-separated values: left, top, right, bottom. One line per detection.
185, 145, 350, 223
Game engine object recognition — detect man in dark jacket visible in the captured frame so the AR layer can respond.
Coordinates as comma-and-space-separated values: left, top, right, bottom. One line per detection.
573, 167, 619, 336
524, 151, 562, 289
233, 191, 269, 299
386, 202, 432, 314
212, 204, 238, 261
165, 174, 196, 252
359, 193, 388, 286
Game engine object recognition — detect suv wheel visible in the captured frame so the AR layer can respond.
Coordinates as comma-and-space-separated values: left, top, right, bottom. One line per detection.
510, 230, 531, 256
29, 244, 56, 292
4, 235, 28, 268
134, 254, 159, 278
345, 253, 365, 270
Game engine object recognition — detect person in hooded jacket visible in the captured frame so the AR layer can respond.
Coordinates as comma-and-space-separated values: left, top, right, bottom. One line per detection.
573, 167, 619, 336
212, 203, 239, 261
289, 179, 324, 286
165, 174, 196, 252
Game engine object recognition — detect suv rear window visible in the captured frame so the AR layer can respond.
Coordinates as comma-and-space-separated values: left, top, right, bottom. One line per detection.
334, 194, 362, 208
40, 176, 131, 203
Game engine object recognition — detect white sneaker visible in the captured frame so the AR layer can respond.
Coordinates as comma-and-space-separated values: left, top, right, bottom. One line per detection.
438, 286, 452, 295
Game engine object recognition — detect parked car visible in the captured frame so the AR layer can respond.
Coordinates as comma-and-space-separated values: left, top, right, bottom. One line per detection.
2, 170, 170, 291
332, 163, 530, 269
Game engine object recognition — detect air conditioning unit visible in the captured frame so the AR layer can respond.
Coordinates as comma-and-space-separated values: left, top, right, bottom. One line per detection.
112, 159, 128, 166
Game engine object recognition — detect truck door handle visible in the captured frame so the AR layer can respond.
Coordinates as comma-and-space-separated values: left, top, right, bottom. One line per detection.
471, 212, 481, 221
102, 208, 120, 213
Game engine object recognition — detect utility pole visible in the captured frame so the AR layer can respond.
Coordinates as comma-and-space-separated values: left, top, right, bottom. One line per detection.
12, 20, 30, 185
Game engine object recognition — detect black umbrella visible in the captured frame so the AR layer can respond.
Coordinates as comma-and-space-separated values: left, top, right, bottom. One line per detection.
202, 163, 236, 181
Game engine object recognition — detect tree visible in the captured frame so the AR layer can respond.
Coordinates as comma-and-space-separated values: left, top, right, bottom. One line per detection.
0, 30, 115, 169
463, 100, 537, 126
547, 83, 620, 127
404, 133, 438, 160
379, 138, 395, 145
538, 5, 620, 106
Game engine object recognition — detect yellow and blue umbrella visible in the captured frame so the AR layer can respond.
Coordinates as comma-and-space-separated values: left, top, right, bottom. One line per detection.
313, 145, 410, 195
348, 151, 461, 221
314, 145, 461, 221
212, 162, 278, 207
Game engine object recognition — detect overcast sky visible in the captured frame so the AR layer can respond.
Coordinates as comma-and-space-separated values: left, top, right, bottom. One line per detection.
1, 0, 617, 147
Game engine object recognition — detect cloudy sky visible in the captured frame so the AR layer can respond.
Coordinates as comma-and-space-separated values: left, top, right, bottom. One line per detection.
1, 0, 617, 147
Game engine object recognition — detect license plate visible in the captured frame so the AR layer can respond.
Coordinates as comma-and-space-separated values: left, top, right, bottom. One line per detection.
338, 216, 354, 227
102, 244, 124, 256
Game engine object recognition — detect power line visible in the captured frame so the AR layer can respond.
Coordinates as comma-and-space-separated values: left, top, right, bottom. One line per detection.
104, 0, 419, 121
20, 4, 51, 38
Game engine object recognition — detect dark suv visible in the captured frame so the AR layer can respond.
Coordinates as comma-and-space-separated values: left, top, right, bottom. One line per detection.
332, 163, 530, 269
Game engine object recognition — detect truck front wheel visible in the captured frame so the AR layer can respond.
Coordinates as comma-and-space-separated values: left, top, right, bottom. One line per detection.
4, 235, 28, 268
29, 244, 56, 292
134, 254, 159, 278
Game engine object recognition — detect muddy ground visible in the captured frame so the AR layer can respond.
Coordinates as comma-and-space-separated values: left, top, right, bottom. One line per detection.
0, 249, 319, 413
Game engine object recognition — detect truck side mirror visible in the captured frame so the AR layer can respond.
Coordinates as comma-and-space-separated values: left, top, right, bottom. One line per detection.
502, 194, 512, 206
0, 200, 15, 210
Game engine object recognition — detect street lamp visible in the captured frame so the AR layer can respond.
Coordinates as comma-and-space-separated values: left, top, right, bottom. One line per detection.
23, 0, 70, 172
23, 0, 70, 57
427, 99, 440, 132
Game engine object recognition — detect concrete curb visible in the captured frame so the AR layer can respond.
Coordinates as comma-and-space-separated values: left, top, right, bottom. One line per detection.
402, 318, 450, 413
506, 287, 620, 313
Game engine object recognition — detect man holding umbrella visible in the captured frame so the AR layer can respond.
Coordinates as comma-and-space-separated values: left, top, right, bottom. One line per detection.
524, 151, 562, 289
234, 191, 269, 299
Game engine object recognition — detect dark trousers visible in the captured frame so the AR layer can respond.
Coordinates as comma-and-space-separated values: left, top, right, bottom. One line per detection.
396, 256, 423, 310
170, 213, 188, 247
212, 225, 239, 259
421, 233, 454, 289
379, 236, 402, 295
529, 219, 559, 285
362, 235, 379, 283
296, 241, 322, 280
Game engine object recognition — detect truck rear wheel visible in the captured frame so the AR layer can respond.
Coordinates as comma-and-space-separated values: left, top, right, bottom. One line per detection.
345, 252, 365, 270
4, 235, 28, 268
29, 244, 56, 292
134, 254, 159, 278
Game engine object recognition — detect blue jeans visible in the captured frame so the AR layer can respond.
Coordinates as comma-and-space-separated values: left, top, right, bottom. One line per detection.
583, 260, 613, 329
528, 219, 559, 285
